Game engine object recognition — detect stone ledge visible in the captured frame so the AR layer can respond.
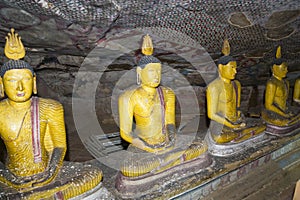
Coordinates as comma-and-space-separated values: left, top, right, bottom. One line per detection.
172, 133, 300, 199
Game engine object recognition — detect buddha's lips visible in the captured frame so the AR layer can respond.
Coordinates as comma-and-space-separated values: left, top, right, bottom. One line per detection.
17, 93, 25, 97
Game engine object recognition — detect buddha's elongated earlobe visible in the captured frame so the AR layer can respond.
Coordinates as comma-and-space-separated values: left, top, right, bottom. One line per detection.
137, 74, 141, 85
33, 75, 37, 94
136, 67, 142, 85
271, 65, 274, 74
0, 77, 4, 98
218, 64, 223, 73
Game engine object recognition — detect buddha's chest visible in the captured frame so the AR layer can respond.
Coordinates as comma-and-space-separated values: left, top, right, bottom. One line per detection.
0, 110, 47, 142
275, 83, 288, 98
219, 85, 236, 104
134, 97, 162, 118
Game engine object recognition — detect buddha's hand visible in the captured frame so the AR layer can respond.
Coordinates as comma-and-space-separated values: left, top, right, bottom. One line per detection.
231, 119, 246, 130
32, 148, 64, 187
31, 165, 57, 187
284, 111, 294, 119
6, 172, 33, 185
0, 163, 32, 185
237, 112, 246, 123
132, 138, 148, 150
225, 116, 246, 130
166, 124, 176, 146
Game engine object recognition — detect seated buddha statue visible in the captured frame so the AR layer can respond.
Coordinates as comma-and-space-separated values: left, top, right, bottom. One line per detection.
118, 35, 209, 178
206, 40, 266, 146
0, 29, 102, 199
293, 78, 300, 104
262, 46, 300, 133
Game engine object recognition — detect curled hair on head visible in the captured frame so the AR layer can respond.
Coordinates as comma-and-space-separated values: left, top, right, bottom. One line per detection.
218, 56, 235, 65
0, 60, 34, 77
138, 55, 161, 68
273, 58, 286, 65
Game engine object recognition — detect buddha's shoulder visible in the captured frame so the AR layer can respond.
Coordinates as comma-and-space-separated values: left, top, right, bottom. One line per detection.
160, 86, 175, 95
232, 80, 241, 87
207, 78, 223, 89
160, 86, 173, 91
38, 97, 63, 110
0, 99, 8, 110
267, 76, 281, 85
119, 88, 139, 100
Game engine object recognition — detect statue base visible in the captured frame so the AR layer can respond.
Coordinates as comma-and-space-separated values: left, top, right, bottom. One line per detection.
205, 130, 271, 157
0, 162, 105, 200
115, 152, 212, 199
265, 122, 300, 136
2, 183, 109, 200
70, 183, 113, 200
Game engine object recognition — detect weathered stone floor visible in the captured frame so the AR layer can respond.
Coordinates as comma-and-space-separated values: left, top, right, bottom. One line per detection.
202, 150, 300, 200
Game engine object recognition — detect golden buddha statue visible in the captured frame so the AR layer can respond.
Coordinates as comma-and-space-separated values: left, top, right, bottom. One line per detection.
0, 29, 102, 199
117, 35, 209, 178
293, 78, 300, 104
205, 40, 266, 155
262, 46, 300, 135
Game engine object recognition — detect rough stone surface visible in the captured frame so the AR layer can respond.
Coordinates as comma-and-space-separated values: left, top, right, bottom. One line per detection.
266, 25, 296, 40
265, 10, 300, 29
228, 12, 252, 28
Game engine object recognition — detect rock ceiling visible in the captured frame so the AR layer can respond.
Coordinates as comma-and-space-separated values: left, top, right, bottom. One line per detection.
0, 0, 299, 87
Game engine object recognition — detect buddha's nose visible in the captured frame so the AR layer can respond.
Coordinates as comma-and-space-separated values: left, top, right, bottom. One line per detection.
17, 81, 24, 91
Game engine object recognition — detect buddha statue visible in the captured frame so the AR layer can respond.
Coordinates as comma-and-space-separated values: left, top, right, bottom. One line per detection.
293, 78, 300, 104
0, 29, 102, 199
205, 40, 266, 155
262, 46, 300, 135
117, 35, 209, 180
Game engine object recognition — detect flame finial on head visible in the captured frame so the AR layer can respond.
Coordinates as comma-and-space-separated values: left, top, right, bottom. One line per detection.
0, 29, 34, 77
276, 46, 281, 59
273, 45, 285, 65
4, 28, 25, 60
222, 39, 230, 56
142, 34, 154, 56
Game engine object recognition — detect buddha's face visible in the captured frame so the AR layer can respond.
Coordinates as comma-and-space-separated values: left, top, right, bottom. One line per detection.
138, 63, 161, 88
2, 69, 34, 102
219, 61, 237, 80
272, 62, 288, 79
